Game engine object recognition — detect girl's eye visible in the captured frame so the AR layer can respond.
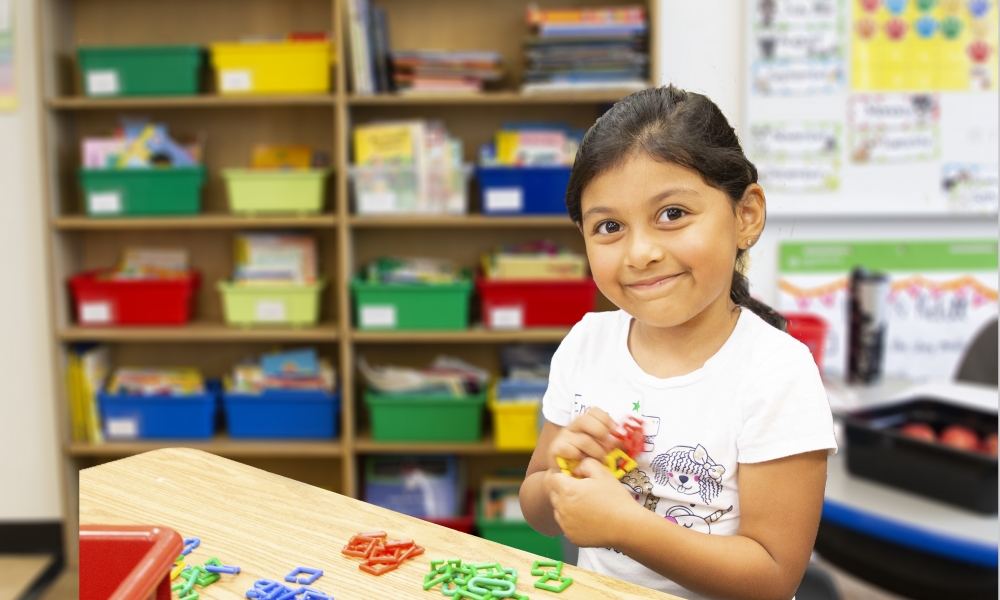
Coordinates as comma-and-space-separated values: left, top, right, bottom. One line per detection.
596, 221, 622, 234
659, 207, 686, 222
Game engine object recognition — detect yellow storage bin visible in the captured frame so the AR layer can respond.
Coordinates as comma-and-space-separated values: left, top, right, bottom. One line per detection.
223, 169, 329, 215
490, 392, 541, 451
210, 41, 332, 95
217, 280, 326, 327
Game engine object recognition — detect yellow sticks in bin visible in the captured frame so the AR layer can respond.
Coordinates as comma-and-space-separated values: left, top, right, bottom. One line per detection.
557, 448, 636, 480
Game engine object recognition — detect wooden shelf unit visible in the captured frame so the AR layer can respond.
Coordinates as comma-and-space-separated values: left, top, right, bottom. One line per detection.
36, 0, 658, 561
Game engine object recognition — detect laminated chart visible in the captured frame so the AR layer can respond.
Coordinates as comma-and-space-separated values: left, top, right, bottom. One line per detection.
0, 0, 13, 110
750, 121, 843, 192
848, 93, 941, 163
777, 240, 998, 381
852, 0, 999, 91
752, 0, 847, 95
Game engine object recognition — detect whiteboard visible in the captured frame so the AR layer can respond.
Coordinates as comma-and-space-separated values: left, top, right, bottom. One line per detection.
744, 0, 999, 217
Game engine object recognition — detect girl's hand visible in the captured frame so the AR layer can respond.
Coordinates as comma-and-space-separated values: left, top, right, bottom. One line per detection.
546, 457, 640, 548
547, 407, 619, 472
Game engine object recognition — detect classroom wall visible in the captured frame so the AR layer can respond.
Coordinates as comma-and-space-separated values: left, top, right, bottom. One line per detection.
656, 1, 997, 306
0, 0, 63, 521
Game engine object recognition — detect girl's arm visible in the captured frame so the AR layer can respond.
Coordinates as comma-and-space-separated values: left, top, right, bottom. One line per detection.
521, 409, 621, 537
549, 450, 828, 600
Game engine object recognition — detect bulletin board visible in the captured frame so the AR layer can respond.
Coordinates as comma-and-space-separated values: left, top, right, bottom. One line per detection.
745, 0, 999, 216
776, 239, 998, 382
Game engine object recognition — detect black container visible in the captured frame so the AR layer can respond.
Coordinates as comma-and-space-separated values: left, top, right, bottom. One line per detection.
844, 397, 998, 514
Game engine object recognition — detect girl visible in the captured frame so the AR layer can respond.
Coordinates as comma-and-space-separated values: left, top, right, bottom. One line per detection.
519, 86, 837, 600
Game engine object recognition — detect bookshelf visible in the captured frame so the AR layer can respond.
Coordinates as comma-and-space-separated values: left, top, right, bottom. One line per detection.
35, 0, 659, 561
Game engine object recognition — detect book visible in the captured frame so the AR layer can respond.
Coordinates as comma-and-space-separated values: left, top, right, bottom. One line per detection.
370, 4, 392, 93
107, 367, 205, 396
233, 234, 318, 285
353, 122, 419, 165
261, 348, 320, 378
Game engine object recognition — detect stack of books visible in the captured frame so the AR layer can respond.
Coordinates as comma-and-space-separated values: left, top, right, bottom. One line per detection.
345, 0, 392, 94
390, 50, 502, 94
232, 234, 317, 286
522, 5, 649, 94
230, 348, 336, 394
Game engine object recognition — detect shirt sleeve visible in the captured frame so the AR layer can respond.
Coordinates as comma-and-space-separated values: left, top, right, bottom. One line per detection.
737, 340, 839, 464
541, 318, 588, 427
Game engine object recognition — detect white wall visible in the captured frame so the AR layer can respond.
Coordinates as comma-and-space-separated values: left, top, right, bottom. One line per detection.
0, 0, 62, 520
657, 1, 997, 307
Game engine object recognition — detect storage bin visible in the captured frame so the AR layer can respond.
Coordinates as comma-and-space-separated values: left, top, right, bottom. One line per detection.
80, 525, 183, 600
79, 166, 206, 217
490, 397, 541, 451
223, 169, 329, 215
783, 312, 827, 371
350, 164, 472, 215
477, 507, 563, 561
209, 41, 332, 94
477, 166, 572, 215
69, 270, 200, 326
352, 278, 472, 330
365, 456, 460, 518
477, 278, 597, 329
218, 280, 326, 327
223, 389, 339, 439
844, 397, 998, 513
98, 384, 216, 440
364, 390, 486, 442
424, 492, 476, 534
77, 45, 202, 97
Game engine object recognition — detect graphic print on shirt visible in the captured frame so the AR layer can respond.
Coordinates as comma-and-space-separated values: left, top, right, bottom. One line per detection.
621, 468, 660, 512
641, 416, 660, 452
649, 444, 726, 505
663, 504, 734, 534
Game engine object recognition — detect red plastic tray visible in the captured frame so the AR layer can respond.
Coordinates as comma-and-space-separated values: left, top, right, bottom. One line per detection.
80, 525, 183, 600
69, 269, 200, 326
477, 277, 598, 329
783, 312, 828, 371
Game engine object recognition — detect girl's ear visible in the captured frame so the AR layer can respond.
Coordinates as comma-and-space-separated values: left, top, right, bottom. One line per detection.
735, 184, 766, 249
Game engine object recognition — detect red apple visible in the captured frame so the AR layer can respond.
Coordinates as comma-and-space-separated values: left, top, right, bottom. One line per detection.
860, 0, 881, 12
982, 432, 998, 455
856, 19, 878, 40
940, 425, 980, 451
968, 41, 991, 64
885, 18, 908, 40
900, 422, 937, 441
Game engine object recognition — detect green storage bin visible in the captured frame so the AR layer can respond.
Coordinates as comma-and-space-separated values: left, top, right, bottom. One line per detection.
364, 390, 485, 442
77, 45, 203, 97
218, 280, 325, 327
477, 510, 563, 561
79, 167, 206, 217
352, 278, 472, 331
223, 169, 328, 215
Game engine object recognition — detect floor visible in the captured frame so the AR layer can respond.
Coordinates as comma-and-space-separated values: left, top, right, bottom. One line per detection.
3, 558, 911, 600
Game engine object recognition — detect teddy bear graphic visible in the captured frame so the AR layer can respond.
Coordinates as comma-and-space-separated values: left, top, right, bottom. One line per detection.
620, 468, 659, 512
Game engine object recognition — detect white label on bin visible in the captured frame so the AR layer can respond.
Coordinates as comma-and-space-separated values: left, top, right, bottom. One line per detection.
502, 496, 525, 520
106, 416, 138, 439
485, 187, 523, 212
255, 300, 287, 322
359, 191, 397, 214
490, 306, 523, 329
86, 70, 119, 96
221, 69, 253, 92
361, 305, 396, 328
80, 301, 112, 324
88, 191, 122, 214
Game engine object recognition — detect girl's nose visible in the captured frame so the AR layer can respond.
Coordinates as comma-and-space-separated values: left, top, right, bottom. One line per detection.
625, 227, 665, 268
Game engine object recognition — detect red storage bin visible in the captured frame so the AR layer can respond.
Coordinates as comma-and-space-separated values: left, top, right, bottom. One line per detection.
80, 524, 183, 600
783, 312, 828, 371
69, 269, 200, 326
477, 277, 598, 329
423, 492, 475, 534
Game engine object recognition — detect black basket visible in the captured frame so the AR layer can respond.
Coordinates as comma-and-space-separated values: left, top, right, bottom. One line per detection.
844, 397, 998, 514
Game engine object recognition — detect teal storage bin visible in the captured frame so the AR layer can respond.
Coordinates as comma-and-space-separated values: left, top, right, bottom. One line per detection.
77, 45, 203, 97
352, 278, 472, 331
79, 167, 206, 216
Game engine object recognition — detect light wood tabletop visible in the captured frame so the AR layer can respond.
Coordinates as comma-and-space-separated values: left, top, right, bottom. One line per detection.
79, 448, 679, 599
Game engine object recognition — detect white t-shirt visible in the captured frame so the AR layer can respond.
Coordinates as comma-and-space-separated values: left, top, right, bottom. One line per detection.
542, 308, 838, 600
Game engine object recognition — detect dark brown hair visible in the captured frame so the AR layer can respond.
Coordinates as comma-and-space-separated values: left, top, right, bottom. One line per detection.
566, 85, 785, 329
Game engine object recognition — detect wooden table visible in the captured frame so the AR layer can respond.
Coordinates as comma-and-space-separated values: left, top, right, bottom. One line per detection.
80, 448, 679, 599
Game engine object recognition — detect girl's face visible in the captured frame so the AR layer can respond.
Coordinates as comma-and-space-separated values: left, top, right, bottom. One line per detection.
579, 154, 755, 329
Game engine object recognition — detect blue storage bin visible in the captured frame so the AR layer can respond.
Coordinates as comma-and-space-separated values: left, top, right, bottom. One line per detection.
98, 383, 218, 440
223, 389, 340, 439
497, 379, 548, 400
477, 166, 572, 215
